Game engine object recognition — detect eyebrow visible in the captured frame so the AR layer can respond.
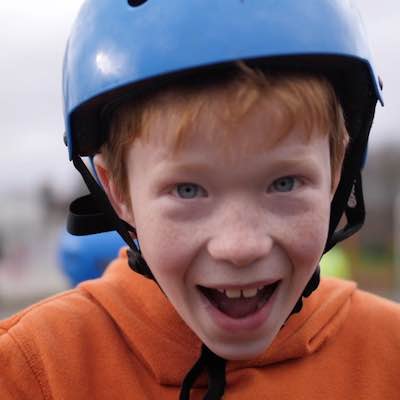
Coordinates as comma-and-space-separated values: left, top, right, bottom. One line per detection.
154, 161, 214, 176
158, 154, 321, 177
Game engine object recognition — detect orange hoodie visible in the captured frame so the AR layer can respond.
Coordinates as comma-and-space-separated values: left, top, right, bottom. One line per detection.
1, 249, 400, 399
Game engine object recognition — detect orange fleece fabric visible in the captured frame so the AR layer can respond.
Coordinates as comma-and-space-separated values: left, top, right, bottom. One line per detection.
1, 249, 400, 399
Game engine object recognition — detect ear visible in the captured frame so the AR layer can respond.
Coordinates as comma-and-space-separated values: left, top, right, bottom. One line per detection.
93, 154, 135, 226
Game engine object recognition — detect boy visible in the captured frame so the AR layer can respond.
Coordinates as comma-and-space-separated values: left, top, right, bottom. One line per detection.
1, 1, 400, 399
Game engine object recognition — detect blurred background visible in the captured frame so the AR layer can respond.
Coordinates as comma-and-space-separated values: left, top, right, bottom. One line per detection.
0, 0, 399, 319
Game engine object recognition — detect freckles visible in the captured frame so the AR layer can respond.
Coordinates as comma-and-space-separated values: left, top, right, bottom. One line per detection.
135, 217, 167, 264
284, 211, 330, 270
138, 218, 192, 278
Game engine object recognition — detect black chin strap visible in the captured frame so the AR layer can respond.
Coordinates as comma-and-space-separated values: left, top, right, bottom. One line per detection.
291, 266, 321, 315
179, 345, 226, 400
127, 248, 154, 279
325, 171, 365, 252
69, 156, 154, 279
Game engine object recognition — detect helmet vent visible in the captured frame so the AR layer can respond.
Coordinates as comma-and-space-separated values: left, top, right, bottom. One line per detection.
128, 0, 148, 6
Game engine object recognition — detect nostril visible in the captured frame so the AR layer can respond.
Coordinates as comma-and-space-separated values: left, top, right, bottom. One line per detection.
127, 0, 148, 7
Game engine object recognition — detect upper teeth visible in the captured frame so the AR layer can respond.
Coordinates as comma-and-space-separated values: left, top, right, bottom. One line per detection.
220, 287, 263, 299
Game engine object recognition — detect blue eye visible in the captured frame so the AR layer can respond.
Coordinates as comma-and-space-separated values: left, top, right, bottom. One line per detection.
271, 177, 296, 192
176, 183, 203, 199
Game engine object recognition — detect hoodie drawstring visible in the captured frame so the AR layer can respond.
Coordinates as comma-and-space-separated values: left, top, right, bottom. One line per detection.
180, 345, 226, 400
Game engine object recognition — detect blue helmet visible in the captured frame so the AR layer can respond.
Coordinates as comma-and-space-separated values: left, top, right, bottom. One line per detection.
63, 0, 382, 158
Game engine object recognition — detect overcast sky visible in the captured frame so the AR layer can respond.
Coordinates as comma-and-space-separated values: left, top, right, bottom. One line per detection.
0, 0, 399, 194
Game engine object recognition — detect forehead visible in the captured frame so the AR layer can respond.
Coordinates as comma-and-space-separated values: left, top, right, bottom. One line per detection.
111, 67, 336, 164
136, 98, 328, 168
141, 93, 321, 160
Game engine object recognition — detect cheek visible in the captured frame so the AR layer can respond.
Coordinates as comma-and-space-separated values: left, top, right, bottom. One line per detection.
134, 210, 196, 282
280, 200, 331, 274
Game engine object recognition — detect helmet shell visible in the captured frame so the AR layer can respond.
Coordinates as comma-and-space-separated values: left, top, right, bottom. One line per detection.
63, 0, 382, 159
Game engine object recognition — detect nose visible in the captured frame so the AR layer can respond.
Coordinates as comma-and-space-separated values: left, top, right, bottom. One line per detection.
207, 210, 273, 268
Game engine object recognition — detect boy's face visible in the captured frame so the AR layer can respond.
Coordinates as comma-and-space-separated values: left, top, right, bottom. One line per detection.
99, 101, 337, 361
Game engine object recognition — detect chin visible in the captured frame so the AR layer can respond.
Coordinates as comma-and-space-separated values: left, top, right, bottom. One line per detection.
206, 337, 273, 361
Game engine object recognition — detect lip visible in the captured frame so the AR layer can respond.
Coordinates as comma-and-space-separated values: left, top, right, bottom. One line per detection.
198, 280, 281, 333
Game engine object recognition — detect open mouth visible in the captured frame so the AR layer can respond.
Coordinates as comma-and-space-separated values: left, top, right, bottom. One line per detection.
198, 282, 280, 319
